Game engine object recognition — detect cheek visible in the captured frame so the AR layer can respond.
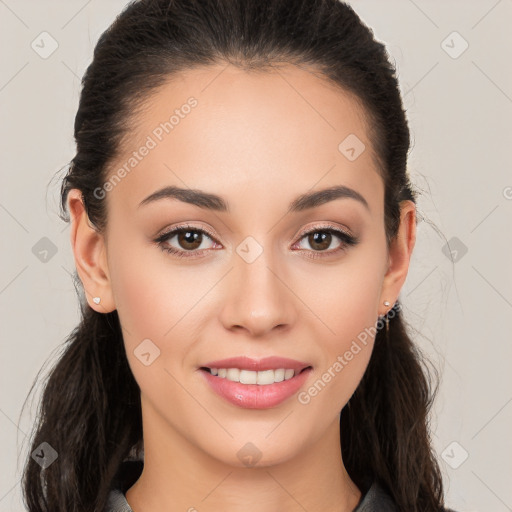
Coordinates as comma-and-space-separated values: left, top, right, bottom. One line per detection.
107, 238, 218, 381
108, 235, 205, 335
294, 244, 385, 409
296, 237, 385, 338
297, 308, 377, 419
107, 243, 202, 405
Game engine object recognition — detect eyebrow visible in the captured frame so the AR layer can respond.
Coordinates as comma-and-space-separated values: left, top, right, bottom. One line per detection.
138, 184, 370, 213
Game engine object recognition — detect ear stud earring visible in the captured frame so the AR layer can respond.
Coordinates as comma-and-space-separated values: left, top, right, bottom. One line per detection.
383, 300, 392, 334
93, 297, 101, 305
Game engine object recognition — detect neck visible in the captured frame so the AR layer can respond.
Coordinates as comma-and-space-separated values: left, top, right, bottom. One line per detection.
125, 410, 361, 512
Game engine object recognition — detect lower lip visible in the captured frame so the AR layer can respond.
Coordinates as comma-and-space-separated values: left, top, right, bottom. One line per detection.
200, 367, 313, 409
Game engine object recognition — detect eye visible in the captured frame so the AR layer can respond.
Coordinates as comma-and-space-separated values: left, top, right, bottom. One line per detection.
154, 224, 220, 259
291, 224, 359, 259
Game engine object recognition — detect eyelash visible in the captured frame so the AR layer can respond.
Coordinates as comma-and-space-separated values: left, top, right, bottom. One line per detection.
154, 223, 359, 260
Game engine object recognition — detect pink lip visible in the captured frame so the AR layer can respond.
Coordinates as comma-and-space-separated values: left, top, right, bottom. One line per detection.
198, 356, 313, 409
200, 356, 311, 373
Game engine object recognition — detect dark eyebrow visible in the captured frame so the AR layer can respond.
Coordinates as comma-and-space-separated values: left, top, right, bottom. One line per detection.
138, 186, 228, 211
138, 185, 369, 213
288, 185, 369, 213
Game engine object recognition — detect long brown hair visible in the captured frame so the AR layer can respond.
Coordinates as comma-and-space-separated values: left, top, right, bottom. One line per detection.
21, 1, 447, 510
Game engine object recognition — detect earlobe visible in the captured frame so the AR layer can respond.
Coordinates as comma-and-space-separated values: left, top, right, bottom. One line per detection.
379, 200, 417, 314
67, 189, 115, 313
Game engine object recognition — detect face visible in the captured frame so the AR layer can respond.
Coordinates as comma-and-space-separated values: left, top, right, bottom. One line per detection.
71, 63, 415, 469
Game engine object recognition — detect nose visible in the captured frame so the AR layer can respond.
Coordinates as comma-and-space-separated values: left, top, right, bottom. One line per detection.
219, 248, 297, 338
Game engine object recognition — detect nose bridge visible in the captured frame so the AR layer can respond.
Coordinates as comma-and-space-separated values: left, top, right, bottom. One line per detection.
220, 238, 296, 335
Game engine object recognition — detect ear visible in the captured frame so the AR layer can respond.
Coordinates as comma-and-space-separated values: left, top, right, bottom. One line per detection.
67, 189, 116, 313
379, 200, 417, 315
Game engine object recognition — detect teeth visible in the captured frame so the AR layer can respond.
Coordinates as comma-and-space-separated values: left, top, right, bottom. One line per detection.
208, 367, 298, 385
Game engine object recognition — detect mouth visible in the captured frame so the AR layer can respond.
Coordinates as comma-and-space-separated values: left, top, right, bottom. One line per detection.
199, 362, 314, 409
199, 365, 313, 385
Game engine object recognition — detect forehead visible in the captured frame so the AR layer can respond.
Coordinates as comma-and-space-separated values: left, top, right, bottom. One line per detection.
105, 63, 383, 218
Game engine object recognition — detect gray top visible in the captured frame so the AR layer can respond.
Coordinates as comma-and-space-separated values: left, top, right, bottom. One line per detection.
105, 489, 134, 512
103, 461, 399, 512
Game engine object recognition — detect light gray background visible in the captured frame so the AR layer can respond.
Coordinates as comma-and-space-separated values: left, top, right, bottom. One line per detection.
1, 1, 511, 510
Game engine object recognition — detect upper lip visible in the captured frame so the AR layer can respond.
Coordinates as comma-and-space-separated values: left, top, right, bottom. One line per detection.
200, 356, 312, 373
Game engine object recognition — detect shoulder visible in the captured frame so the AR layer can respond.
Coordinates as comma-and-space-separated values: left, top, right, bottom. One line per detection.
353, 480, 459, 512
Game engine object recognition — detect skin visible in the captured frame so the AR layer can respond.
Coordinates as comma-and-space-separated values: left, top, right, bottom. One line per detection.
67, 63, 416, 512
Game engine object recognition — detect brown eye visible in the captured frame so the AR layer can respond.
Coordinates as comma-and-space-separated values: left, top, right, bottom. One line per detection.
154, 225, 219, 258
175, 230, 204, 251
292, 225, 359, 259
307, 231, 333, 251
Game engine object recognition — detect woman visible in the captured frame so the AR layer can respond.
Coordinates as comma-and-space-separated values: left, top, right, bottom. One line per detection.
21, 0, 456, 510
